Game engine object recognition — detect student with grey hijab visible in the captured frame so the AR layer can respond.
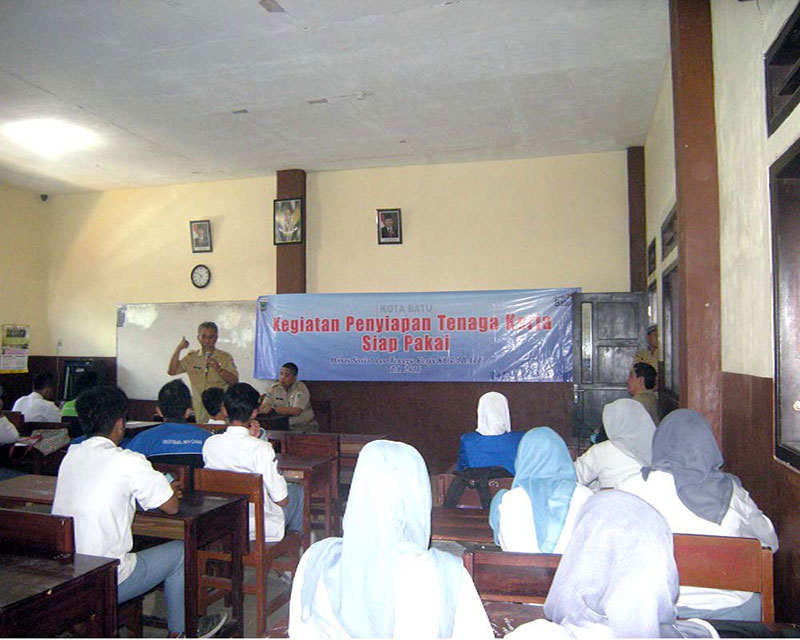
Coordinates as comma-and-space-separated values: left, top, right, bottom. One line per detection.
505, 491, 717, 639
619, 409, 778, 621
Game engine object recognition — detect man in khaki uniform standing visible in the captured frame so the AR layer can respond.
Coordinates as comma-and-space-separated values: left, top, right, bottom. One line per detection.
168, 321, 238, 423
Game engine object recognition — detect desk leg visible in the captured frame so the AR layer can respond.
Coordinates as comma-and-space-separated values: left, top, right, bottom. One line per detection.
230, 499, 245, 637
101, 565, 119, 637
324, 468, 332, 538
185, 521, 199, 638
302, 475, 312, 549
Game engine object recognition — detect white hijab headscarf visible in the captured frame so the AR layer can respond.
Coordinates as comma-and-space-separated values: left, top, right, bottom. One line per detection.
299, 440, 462, 638
602, 398, 657, 466
476, 392, 511, 436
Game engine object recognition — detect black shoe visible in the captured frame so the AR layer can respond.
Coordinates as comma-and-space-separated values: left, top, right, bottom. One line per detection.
197, 612, 229, 638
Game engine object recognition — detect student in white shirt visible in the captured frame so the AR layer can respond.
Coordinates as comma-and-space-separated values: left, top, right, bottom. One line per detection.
0, 390, 19, 445
489, 427, 592, 553
12, 372, 62, 423
288, 440, 492, 639
619, 409, 778, 621
506, 491, 717, 639
52, 385, 227, 637
203, 382, 303, 540
574, 398, 656, 491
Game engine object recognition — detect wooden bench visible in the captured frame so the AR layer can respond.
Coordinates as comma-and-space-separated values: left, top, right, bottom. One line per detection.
463, 533, 775, 622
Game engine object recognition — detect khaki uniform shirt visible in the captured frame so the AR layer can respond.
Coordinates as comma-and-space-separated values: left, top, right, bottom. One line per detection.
265, 379, 316, 431
633, 389, 660, 425
176, 348, 237, 424
633, 347, 659, 371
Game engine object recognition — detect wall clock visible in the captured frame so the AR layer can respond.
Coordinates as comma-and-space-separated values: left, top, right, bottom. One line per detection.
191, 264, 211, 288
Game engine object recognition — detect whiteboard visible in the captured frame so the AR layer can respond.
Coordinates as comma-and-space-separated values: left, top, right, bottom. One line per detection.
116, 301, 267, 400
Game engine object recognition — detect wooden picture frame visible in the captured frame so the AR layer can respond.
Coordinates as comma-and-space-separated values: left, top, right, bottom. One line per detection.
377, 208, 402, 244
190, 219, 212, 253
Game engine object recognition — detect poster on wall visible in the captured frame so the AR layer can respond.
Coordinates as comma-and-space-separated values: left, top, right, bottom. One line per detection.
0, 325, 30, 374
255, 288, 579, 382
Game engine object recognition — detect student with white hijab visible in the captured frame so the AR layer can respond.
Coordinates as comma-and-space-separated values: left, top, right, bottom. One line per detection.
574, 398, 656, 491
288, 440, 492, 639
443, 392, 525, 508
506, 491, 717, 639
619, 409, 778, 621
489, 427, 592, 553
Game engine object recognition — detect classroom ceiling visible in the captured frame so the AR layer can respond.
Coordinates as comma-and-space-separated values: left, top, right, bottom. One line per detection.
0, 0, 669, 194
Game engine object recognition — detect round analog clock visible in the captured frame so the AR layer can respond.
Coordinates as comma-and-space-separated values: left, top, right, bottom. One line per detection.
191, 264, 211, 288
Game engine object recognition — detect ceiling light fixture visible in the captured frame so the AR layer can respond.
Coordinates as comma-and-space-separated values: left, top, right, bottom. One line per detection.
2, 118, 98, 157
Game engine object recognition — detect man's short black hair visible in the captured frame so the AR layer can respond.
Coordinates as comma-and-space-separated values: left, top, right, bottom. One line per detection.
633, 362, 657, 390
157, 380, 193, 422
281, 362, 298, 377
75, 385, 128, 437
198, 321, 218, 335
33, 372, 55, 392
202, 387, 225, 418
223, 383, 260, 423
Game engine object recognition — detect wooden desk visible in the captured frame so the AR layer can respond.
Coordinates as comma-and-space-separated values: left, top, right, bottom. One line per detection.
431, 507, 494, 544
133, 493, 248, 637
278, 454, 334, 549
0, 475, 248, 638
0, 552, 118, 637
0, 473, 56, 506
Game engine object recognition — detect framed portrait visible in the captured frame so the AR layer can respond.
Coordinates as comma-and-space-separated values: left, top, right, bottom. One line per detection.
190, 219, 212, 253
377, 208, 402, 244
274, 198, 303, 245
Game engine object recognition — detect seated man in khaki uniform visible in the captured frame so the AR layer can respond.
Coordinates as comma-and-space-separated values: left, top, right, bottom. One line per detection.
167, 321, 238, 424
260, 362, 318, 433
627, 362, 660, 425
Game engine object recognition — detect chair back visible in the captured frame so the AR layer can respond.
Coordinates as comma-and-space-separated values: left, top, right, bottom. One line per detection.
464, 534, 775, 622
673, 533, 774, 622
0, 508, 74, 561
150, 462, 191, 494
194, 468, 264, 545
147, 453, 204, 492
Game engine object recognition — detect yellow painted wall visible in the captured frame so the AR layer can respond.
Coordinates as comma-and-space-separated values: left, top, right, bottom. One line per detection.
2, 152, 630, 358
41, 177, 276, 356
644, 61, 676, 266
0, 185, 49, 353
308, 153, 630, 294
711, 0, 800, 377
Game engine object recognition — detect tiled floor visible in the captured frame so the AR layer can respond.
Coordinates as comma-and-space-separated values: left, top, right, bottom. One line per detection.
136, 566, 290, 638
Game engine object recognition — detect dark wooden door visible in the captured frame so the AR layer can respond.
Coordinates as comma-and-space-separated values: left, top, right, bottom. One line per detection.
572, 292, 648, 437
771, 148, 800, 469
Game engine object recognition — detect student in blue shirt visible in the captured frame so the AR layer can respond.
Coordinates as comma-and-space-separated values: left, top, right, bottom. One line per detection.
127, 380, 211, 459
444, 392, 525, 508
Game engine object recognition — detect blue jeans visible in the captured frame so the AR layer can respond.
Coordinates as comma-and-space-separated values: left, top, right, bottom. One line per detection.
283, 482, 304, 533
118, 540, 185, 634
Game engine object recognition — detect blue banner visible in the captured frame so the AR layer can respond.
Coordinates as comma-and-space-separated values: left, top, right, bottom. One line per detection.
255, 288, 578, 382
